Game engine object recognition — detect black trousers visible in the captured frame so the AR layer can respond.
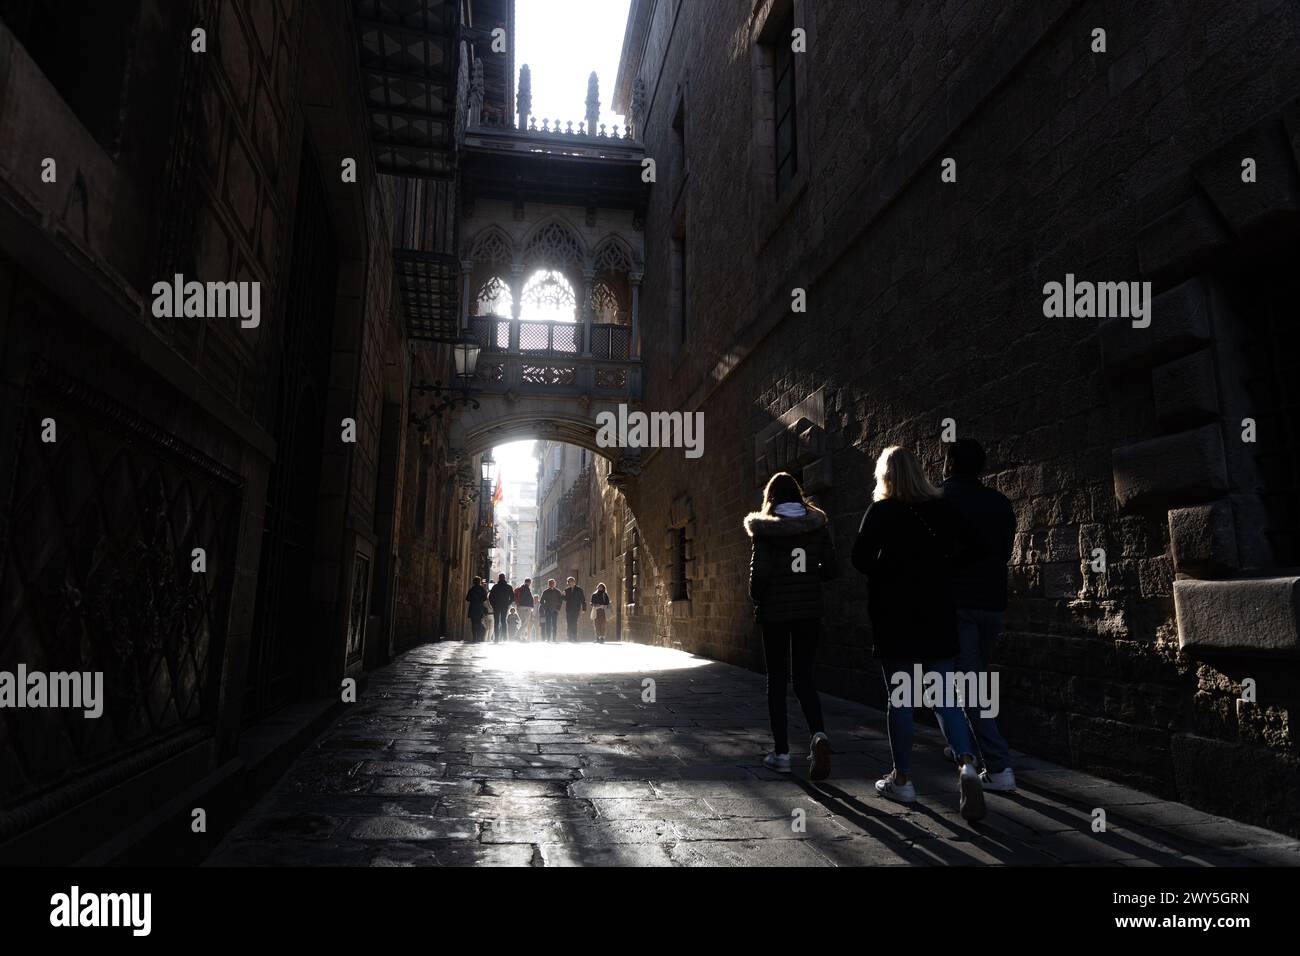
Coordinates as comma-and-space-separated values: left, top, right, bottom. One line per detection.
492, 609, 509, 641
761, 619, 826, 754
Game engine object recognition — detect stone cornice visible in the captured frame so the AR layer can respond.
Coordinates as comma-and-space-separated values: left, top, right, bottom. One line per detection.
613, 0, 654, 114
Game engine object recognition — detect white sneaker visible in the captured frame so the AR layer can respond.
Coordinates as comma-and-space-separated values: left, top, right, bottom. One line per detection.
874, 774, 916, 803
959, 763, 987, 821
763, 752, 792, 774
981, 767, 1017, 791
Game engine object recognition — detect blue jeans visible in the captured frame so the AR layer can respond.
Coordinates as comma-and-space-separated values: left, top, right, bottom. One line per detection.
955, 609, 1012, 773
881, 659, 976, 776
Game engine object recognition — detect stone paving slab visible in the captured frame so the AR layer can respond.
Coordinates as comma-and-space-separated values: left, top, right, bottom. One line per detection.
206, 641, 1300, 867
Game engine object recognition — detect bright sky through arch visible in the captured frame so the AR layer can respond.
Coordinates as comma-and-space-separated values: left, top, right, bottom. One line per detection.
515, 0, 632, 132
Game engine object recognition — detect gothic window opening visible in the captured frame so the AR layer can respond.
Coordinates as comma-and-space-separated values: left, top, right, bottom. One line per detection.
521, 269, 577, 322
470, 228, 513, 268
475, 275, 513, 316
594, 238, 634, 276
591, 280, 622, 325
524, 220, 583, 274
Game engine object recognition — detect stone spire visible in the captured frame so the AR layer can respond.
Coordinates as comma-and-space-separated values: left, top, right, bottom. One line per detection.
468, 58, 484, 129
630, 76, 647, 139
585, 71, 600, 137
517, 64, 532, 130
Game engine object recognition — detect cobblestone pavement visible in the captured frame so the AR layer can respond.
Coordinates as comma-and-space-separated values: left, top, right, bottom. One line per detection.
208, 641, 1300, 867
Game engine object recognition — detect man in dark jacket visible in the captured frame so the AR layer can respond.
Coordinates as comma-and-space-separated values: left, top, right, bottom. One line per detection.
745, 474, 838, 780
539, 579, 564, 642
465, 577, 488, 642
940, 438, 1018, 791
488, 574, 514, 643
562, 577, 587, 642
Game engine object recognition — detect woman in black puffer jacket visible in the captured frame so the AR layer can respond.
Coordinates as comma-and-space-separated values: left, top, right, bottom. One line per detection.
745, 471, 838, 780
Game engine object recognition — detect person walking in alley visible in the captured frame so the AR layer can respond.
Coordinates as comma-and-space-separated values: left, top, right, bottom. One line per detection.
539, 578, 563, 642
465, 577, 488, 643
488, 573, 514, 643
514, 578, 537, 641
591, 582, 612, 643
940, 438, 1018, 791
852, 445, 989, 821
745, 472, 838, 781
506, 606, 522, 640
563, 576, 587, 642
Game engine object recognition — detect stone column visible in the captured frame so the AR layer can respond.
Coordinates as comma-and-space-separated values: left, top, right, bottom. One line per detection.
509, 262, 523, 352
460, 259, 474, 331
585, 72, 600, 138
629, 271, 642, 358
581, 267, 595, 356
517, 65, 532, 131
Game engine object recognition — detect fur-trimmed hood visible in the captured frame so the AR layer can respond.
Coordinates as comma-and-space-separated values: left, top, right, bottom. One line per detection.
744, 505, 828, 537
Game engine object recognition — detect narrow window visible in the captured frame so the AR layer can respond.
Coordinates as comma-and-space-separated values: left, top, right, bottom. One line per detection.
625, 529, 639, 605
672, 230, 688, 346
671, 527, 689, 601
771, 7, 798, 197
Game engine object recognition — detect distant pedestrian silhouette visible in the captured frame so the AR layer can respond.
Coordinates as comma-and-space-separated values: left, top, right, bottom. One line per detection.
745, 471, 837, 781
465, 577, 488, 643
940, 438, 1018, 791
562, 576, 587, 642
514, 578, 537, 641
539, 578, 563, 642
852, 445, 988, 821
488, 573, 514, 643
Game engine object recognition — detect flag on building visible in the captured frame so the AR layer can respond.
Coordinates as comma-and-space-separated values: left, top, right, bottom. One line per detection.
492, 476, 504, 506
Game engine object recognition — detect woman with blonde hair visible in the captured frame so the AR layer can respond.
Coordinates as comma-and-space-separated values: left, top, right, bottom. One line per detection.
744, 471, 838, 780
852, 445, 988, 820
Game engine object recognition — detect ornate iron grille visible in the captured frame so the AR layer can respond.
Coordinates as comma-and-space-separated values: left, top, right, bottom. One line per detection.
518, 320, 580, 354
0, 360, 242, 813
589, 324, 630, 360
394, 250, 460, 341
521, 365, 577, 386
390, 176, 459, 341
354, 0, 460, 178
595, 368, 628, 389
468, 315, 509, 351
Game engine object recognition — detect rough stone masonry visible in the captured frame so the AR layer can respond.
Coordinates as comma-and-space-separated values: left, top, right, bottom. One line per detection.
613, 0, 1300, 836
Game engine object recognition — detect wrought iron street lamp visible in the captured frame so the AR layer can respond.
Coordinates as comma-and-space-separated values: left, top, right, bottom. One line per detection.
410, 333, 483, 430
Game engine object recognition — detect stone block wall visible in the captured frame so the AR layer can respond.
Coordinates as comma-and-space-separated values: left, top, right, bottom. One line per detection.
618, 0, 1300, 834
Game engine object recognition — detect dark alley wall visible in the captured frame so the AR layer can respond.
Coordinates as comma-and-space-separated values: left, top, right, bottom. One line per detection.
617, 0, 1300, 835
0, 0, 473, 862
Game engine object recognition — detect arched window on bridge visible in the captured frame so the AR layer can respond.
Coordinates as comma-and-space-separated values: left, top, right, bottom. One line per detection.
520, 269, 577, 321
476, 275, 513, 316
591, 237, 635, 358
519, 269, 580, 353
